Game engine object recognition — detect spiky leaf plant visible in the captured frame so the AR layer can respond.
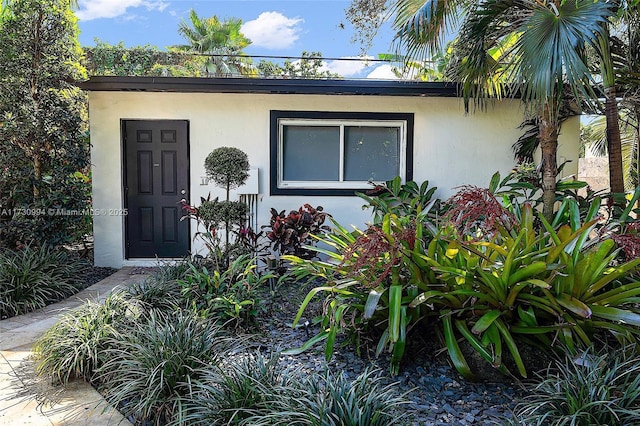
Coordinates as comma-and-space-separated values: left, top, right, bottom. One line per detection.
0, 246, 88, 318
96, 310, 244, 425
511, 345, 640, 425
33, 293, 130, 384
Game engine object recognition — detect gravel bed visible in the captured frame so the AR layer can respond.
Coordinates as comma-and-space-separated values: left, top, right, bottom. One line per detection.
77, 265, 118, 290
77, 266, 525, 425
250, 280, 524, 425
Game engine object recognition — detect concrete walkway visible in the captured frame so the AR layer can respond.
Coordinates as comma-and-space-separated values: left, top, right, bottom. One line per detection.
0, 268, 150, 425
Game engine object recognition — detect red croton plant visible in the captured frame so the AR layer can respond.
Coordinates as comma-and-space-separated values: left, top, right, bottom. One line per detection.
264, 204, 331, 259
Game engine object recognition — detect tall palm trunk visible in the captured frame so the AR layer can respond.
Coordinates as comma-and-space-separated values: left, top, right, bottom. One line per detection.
605, 86, 625, 193
539, 103, 559, 221
599, 29, 625, 194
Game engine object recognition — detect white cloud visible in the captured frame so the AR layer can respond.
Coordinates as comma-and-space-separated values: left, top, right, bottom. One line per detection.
366, 65, 402, 80
241, 12, 303, 50
76, 0, 168, 21
321, 56, 374, 77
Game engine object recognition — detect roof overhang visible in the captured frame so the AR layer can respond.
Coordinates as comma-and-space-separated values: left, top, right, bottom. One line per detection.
77, 76, 461, 97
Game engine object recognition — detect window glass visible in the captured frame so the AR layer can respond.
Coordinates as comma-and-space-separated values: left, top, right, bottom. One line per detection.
271, 111, 413, 195
283, 125, 340, 181
344, 126, 399, 181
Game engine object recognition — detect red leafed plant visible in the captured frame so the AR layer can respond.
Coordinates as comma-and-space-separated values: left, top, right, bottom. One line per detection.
443, 186, 516, 238
264, 204, 331, 259
612, 221, 640, 261
341, 221, 416, 288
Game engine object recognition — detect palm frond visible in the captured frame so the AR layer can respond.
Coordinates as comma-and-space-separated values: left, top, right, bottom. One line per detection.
445, 0, 525, 111
515, 0, 612, 114
391, 0, 470, 62
583, 112, 639, 189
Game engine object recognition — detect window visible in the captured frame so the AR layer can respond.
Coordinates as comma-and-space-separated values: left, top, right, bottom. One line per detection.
270, 111, 413, 195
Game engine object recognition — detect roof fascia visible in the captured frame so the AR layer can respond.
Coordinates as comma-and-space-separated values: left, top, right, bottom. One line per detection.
76, 76, 461, 97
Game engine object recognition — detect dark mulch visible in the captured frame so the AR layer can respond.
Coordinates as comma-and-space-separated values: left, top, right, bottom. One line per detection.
76, 265, 118, 291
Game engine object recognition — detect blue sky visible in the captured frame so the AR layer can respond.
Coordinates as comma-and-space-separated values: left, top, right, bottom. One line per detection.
75, 0, 399, 78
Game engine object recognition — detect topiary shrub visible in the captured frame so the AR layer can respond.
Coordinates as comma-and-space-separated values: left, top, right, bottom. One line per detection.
204, 146, 250, 200
184, 146, 251, 265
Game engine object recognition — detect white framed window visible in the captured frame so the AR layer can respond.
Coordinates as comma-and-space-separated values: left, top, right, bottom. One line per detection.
270, 111, 414, 195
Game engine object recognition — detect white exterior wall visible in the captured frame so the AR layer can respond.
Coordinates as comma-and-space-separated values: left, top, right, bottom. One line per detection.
88, 91, 580, 267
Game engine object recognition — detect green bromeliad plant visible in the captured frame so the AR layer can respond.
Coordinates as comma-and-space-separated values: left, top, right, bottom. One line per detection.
285, 177, 640, 379
414, 200, 640, 379
285, 185, 441, 375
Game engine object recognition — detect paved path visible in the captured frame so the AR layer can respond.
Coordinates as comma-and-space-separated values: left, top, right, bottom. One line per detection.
0, 268, 149, 425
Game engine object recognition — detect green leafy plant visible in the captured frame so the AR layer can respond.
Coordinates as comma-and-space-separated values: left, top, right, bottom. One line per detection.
285, 212, 434, 375
83, 39, 204, 77
357, 176, 440, 224
410, 195, 640, 379
148, 258, 194, 283
32, 293, 131, 384
510, 345, 640, 425
96, 310, 243, 425
0, 246, 89, 318
0, 0, 91, 248
125, 276, 184, 314
286, 178, 640, 379
178, 254, 273, 324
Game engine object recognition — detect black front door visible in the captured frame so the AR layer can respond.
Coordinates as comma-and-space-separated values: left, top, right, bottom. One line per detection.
123, 120, 190, 258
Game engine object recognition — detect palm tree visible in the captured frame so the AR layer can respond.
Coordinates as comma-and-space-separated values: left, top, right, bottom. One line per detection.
583, 112, 639, 190
582, 6, 640, 191
175, 9, 254, 77
598, 25, 626, 195
391, 0, 612, 219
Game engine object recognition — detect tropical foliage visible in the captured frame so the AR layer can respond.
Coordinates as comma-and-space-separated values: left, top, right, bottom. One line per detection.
345, 0, 640, 216
175, 9, 255, 77
83, 40, 204, 77
511, 345, 640, 425
178, 255, 274, 325
285, 175, 640, 378
263, 204, 331, 259
0, 0, 90, 247
393, 0, 612, 218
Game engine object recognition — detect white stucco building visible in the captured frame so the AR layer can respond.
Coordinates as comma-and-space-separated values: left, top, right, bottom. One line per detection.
79, 77, 580, 267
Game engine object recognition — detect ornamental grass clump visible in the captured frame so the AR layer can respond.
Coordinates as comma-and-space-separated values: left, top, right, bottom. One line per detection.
0, 246, 89, 318
249, 367, 412, 426
178, 351, 296, 425
33, 293, 130, 384
511, 345, 640, 425
96, 310, 243, 425
124, 275, 184, 314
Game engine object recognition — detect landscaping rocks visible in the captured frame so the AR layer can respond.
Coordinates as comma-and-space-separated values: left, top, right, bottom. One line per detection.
249, 281, 524, 425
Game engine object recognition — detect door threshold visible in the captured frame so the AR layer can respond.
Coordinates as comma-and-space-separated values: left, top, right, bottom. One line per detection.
123, 259, 185, 267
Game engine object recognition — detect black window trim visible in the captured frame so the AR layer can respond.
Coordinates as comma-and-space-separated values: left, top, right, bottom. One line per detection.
270, 110, 414, 196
